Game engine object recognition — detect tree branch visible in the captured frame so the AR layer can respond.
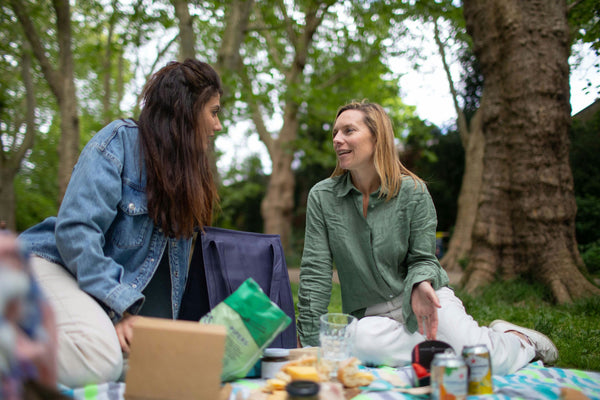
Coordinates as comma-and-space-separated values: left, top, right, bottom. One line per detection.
567, 0, 586, 15
217, 0, 254, 74
239, 64, 275, 155
134, 34, 179, 114
433, 18, 468, 144
276, 0, 298, 49
8, 0, 62, 99
253, 6, 284, 70
14, 47, 36, 168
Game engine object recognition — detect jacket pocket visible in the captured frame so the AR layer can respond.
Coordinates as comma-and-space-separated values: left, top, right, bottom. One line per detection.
109, 184, 152, 249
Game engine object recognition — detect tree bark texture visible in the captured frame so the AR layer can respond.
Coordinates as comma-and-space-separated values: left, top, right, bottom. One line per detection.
462, 0, 599, 301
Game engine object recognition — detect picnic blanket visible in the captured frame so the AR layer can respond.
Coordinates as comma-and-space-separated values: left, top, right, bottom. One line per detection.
59, 362, 600, 400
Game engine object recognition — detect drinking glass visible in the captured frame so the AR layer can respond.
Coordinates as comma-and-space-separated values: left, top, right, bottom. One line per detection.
319, 312, 357, 378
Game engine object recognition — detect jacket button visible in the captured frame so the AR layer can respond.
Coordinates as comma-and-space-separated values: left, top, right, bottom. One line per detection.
128, 203, 135, 212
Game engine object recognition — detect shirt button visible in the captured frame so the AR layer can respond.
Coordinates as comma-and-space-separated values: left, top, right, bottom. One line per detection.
389, 294, 394, 298
128, 203, 135, 212
150, 258, 155, 263
109, 310, 115, 318
131, 283, 137, 288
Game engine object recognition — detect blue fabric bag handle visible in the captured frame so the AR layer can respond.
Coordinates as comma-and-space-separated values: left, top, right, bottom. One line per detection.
199, 227, 297, 349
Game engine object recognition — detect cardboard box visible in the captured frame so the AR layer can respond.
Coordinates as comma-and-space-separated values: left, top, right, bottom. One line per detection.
124, 317, 227, 400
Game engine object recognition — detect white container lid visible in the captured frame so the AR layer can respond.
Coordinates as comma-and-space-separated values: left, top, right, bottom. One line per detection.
263, 348, 290, 358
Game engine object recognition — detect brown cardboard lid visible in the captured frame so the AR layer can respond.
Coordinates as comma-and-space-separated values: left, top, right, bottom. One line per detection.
124, 317, 226, 400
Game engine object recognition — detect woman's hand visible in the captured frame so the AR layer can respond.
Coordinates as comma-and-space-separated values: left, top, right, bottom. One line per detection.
114, 312, 140, 354
411, 281, 441, 340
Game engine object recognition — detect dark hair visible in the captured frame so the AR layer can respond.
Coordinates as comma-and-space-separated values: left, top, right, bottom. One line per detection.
137, 59, 223, 238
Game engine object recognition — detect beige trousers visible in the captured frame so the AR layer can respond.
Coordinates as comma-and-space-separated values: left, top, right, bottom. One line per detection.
30, 257, 123, 388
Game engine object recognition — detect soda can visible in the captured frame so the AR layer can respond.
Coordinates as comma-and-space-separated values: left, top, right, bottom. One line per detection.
462, 344, 494, 394
431, 351, 468, 400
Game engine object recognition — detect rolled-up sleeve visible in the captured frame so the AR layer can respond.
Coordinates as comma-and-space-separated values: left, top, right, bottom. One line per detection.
402, 188, 449, 333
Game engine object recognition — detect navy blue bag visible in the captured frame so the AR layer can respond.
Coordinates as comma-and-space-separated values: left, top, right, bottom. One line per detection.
179, 227, 297, 349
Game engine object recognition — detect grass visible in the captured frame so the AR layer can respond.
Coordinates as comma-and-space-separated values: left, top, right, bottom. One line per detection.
290, 279, 600, 372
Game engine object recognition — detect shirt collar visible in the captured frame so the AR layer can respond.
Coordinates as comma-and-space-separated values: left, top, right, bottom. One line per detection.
335, 172, 382, 198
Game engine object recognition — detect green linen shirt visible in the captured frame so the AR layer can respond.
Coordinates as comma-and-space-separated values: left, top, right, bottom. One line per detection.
297, 172, 449, 346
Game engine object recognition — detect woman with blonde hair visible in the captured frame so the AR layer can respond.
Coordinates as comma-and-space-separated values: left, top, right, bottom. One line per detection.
297, 101, 557, 375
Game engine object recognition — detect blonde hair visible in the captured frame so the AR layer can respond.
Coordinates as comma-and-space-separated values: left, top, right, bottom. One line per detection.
331, 101, 421, 200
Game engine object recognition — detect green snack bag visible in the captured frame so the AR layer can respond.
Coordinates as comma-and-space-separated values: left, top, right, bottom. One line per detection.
200, 278, 291, 381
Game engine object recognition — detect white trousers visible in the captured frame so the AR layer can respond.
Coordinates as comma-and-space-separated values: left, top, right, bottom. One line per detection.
353, 287, 535, 375
30, 257, 123, 388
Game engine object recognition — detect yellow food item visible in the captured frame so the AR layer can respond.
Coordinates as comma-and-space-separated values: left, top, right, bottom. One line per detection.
263, 378, 288, 392
283, 365, 321, 382
336, 357, 375, 388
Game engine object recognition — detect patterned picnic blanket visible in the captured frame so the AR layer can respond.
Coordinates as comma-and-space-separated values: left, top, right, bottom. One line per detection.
60, 362, 600, 400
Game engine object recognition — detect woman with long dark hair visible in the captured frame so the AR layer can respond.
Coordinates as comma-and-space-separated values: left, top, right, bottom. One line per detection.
19, 59, 223, 387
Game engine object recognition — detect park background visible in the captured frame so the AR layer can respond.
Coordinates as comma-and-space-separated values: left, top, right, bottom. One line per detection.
1, 0, 599, 371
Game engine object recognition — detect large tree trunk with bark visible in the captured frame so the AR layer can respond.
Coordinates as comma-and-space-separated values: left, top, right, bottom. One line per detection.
462, 0, 600, 301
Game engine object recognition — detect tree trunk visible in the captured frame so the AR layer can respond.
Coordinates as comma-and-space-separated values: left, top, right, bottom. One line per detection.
171, 0, 196, 61
0, 170, 17, 231
462, 0, 600, 301
440, 111, 484, 273
54, 0, 79, 203
261, 141, 296, 248
433, 19, 485, 274
217, 1, 328, 249
102, 0, 118, 125
0, 48, 36, 231
10, 0, 79, 203
216, 0, 254, 73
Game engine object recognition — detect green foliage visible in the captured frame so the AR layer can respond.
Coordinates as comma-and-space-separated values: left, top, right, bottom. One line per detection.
576, 195, 600, 246
413, 129, 464, 232
214, 155, 267, 233
568, 0, 600, 55
15, 122, 60, 231
571, 105, 600, 274
580, 240, 600, 275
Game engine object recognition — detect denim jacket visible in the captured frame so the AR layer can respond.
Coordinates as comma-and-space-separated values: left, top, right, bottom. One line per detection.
19, 119, 191, 323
